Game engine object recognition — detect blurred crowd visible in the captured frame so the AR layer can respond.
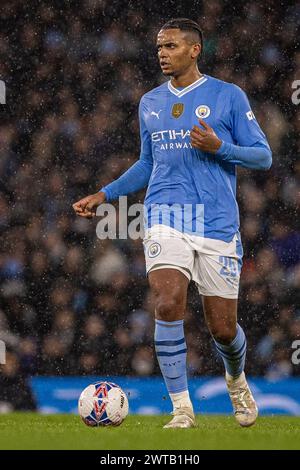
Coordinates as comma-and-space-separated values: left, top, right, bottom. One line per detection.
0, 0, 299, 409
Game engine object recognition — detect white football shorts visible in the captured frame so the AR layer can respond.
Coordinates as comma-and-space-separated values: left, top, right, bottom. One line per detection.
143, 225, 243, 299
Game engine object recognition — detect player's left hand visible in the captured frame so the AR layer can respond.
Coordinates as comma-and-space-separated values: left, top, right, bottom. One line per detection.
190, 119, 222, 154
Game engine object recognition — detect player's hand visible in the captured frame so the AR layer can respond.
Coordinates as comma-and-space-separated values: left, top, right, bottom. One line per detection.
190, 119, 222, 154
72, 192, 106, 218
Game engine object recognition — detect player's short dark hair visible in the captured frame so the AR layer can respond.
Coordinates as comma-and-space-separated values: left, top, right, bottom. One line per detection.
160, 18, 203, 56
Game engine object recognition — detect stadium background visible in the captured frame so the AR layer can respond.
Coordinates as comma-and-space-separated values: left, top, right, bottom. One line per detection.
0, 0, 299, 412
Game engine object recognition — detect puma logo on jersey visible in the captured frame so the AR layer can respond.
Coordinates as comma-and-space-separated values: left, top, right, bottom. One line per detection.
151, 110, 162, 119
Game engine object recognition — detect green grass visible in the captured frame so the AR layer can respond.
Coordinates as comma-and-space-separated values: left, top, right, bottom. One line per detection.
0, 414, 300, 450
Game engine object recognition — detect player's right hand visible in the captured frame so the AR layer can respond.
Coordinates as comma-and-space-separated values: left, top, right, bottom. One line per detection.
72, 192, 106, 218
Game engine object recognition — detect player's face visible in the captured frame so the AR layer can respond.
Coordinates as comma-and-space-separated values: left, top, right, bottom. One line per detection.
156, 29, 199, 77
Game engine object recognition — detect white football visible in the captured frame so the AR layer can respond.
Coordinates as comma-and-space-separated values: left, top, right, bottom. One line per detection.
78, 381, 129, 426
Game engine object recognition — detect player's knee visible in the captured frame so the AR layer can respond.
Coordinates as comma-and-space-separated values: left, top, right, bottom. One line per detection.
155, 296, 184, 322
211, 325, 236, 345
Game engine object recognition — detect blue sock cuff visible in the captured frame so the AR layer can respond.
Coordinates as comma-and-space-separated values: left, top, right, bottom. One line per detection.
213, 324, 246, 378
155, 319, 184, 327
214, 324, 245, 351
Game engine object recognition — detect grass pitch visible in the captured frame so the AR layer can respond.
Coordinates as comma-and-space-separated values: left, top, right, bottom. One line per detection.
0, 413, 299, 450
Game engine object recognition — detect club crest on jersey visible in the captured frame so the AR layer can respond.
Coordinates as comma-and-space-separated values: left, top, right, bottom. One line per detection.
195, 105, 210, 119
172, 103, 184, 118
148, 242, 161, 258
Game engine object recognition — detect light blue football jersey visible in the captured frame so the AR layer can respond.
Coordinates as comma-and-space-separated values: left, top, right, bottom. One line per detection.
139, 74, 271, 242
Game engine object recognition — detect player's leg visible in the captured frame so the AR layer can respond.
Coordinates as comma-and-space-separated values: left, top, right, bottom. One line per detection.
193, 243, 258, 426
202, 296, 246, 377
144, 225, 196, 427
202, 295, 257, 427
148, 268, 195, 428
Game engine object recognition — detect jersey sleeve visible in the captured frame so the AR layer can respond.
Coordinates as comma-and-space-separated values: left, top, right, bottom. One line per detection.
230, 85, 269, 149
215, 85, 272, 170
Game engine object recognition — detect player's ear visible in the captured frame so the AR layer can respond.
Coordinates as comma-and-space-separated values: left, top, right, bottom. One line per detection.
191, 43, 201, 60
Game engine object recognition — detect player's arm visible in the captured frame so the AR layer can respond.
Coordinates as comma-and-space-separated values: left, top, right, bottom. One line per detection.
190, 86, 272, 170
73, 98, 153, 218
215, 85, 272, 170
214, 139, 272, 170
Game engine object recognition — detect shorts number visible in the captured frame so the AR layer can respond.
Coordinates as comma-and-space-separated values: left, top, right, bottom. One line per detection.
219, 256, 238, 278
